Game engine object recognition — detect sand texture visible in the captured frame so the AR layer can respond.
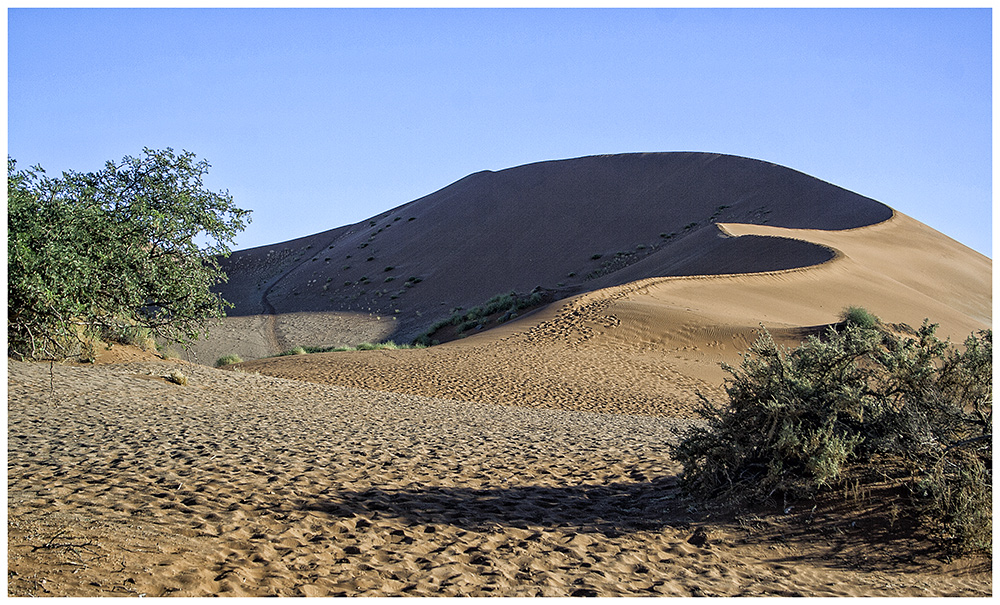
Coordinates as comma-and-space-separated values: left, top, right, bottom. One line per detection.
8, 359, 990, 597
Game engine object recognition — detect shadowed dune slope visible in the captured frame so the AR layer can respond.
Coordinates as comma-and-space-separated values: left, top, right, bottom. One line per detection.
207, 152, 894, 355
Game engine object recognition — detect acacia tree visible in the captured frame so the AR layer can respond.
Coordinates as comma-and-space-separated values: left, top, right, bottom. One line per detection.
8, 148, 251, 360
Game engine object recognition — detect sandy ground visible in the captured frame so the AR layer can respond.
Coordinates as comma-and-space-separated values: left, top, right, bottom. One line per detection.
7, 358, 991, 597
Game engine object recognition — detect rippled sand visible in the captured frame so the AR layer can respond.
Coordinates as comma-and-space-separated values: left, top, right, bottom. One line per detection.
8, 358, 990, 597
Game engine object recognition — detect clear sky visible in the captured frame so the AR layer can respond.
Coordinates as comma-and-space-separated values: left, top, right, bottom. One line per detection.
7, 7, 992, 256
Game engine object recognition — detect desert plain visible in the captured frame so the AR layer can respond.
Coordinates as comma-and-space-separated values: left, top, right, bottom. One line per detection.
7, 153, 992, 596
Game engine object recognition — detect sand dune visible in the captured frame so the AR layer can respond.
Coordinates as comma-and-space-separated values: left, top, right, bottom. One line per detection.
178, 152, 985, 369
184, 152, 898, 362
237, 209, 989, 414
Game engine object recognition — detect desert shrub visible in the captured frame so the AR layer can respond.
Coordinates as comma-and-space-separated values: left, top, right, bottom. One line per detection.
166, 370, 188, 386
484, 292, 517, 315
216, 354, 243, 367
840, 305, 880, 329
673, 321, 991, 552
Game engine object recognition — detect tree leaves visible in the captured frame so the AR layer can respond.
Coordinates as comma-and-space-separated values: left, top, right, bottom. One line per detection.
8, 149, 251, 360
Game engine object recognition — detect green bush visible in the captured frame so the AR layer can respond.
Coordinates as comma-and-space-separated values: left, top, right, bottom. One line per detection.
216, 354, 243, 367
840, 305, 880, 329
672, 321, 991, 553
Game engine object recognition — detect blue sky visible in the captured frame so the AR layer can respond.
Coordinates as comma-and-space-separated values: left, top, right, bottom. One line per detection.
7, 8, 992, 256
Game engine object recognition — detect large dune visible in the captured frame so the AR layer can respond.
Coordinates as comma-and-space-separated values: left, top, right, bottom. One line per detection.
199, 152, 896, 360
195, 152, 989, 416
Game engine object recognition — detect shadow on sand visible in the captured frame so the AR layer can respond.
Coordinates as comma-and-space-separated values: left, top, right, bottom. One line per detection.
305, 475, 697, 537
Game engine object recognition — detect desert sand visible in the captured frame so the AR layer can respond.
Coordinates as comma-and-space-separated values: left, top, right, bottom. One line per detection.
7, 357, 990, 597
7, 153, 992, 596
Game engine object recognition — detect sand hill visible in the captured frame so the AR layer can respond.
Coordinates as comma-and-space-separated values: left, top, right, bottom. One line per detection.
206, 152, 899, 356
185, 152, 988, 415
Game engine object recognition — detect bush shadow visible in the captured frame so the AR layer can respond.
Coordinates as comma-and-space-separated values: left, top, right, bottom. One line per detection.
305, 475, 696, 537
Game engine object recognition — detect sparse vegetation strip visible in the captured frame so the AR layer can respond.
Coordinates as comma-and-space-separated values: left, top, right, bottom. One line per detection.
414, 289, 548, 346
273, 341, 425, 357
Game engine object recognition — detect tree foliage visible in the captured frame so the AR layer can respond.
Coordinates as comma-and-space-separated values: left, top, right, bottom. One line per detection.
672, 313, 991, 552
8, 148, 251, 360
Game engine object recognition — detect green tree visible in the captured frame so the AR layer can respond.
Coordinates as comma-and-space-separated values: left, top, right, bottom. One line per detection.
8, 148, 251, 360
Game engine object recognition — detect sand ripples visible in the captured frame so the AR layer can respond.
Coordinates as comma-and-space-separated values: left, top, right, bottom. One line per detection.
8, 359, 990, 597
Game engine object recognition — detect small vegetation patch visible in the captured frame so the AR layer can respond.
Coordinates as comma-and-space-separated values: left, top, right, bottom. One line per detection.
414, 288, 552, 346
840, 305, 880, 330
166, 369, 188, 385
215, 354, 243, 367
276, 341, 425, 356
